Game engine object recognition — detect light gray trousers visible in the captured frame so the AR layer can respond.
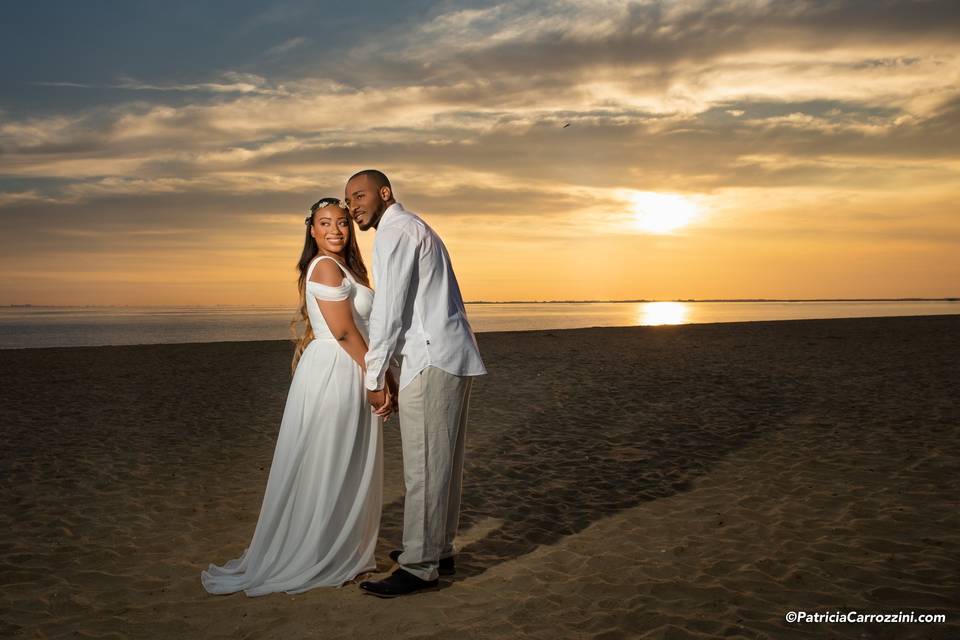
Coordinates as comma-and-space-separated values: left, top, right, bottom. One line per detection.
396, 366, 473, 581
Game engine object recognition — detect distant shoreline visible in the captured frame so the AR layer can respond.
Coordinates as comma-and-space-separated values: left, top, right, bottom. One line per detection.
465, 297, 960, 305
3, 298, 958, 309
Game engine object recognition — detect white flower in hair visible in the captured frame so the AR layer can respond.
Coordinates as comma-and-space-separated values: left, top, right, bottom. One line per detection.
305, 199, 347, 224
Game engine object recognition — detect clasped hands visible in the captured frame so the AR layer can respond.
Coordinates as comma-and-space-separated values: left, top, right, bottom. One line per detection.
367, 372, 399, 422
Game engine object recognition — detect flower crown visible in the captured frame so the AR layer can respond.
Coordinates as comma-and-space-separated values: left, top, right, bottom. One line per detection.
305, 199, 348, 225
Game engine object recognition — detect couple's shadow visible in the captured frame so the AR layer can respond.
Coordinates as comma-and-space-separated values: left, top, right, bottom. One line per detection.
368, 328, 805, 581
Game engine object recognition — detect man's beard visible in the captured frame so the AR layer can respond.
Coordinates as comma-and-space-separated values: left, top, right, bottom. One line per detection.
360, 203, 385, 230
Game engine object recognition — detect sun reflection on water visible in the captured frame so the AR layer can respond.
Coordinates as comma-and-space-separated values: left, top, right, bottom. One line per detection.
637, 301, 689, 326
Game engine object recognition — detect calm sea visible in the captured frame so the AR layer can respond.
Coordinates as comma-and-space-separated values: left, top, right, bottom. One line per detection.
1, 301, 957, 349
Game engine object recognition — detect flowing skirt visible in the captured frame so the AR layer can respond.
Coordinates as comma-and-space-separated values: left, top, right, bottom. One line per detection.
201, 339, 383, 596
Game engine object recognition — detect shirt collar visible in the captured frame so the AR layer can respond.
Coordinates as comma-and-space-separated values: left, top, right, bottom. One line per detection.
378, 202, 404, 227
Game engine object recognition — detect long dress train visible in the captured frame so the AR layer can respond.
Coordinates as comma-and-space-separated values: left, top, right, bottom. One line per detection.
201, 255, 382, 596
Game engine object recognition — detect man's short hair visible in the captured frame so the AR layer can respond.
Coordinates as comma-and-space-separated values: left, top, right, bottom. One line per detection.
348, 169, 391, 190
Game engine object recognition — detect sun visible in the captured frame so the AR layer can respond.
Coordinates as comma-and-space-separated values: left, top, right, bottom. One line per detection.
629, 192, 700, 234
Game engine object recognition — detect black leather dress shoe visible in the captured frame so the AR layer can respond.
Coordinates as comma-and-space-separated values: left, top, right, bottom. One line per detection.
388, 549, 456, 575
359, 568, 439, 598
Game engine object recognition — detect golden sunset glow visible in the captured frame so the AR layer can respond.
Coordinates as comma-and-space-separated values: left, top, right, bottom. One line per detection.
629, 192, 701, 235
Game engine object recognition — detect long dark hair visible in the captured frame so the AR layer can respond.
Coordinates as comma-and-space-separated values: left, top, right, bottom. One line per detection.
290, 197, 370, 372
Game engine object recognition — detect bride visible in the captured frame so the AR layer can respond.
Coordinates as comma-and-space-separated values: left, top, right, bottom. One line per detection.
202, 197, 395, 596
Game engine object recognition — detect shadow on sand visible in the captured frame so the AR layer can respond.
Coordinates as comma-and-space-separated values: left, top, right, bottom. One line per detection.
372, 320, 841, 580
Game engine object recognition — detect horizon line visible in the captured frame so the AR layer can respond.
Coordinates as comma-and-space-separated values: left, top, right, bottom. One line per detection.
3, 297, 958, 309
466, 297, 960, 304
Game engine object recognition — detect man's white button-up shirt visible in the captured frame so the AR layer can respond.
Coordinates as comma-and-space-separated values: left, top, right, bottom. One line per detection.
364, 203, 487, 391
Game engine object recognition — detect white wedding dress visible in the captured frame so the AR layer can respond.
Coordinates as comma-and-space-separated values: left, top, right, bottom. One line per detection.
202, 255, 382, 596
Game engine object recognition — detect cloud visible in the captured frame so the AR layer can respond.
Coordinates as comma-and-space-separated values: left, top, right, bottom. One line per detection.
2, 88, 958, 199
0, 190, 51, 207
264, 36, 307, 58
33, 72, 286, 96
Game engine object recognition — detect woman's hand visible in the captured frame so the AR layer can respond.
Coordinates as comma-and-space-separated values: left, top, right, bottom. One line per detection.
369, 386, 394, 423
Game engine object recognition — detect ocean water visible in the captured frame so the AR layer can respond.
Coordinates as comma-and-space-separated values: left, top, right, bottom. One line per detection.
1, 300, 957, 349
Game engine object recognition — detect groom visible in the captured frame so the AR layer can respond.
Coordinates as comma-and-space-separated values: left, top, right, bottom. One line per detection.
344, 169, 486, 598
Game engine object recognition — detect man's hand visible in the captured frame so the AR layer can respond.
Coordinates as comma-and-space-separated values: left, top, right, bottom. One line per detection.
385, 370, 400, 415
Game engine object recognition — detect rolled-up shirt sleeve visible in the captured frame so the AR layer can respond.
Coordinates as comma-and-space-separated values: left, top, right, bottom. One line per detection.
364, 225, 418, 390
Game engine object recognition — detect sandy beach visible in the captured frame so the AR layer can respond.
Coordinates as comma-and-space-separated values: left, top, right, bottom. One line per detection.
1, 315, 958, 639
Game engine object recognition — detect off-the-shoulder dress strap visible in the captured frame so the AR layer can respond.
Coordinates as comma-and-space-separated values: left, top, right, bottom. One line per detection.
306, 256, 353, 302
307, 255, 352, 283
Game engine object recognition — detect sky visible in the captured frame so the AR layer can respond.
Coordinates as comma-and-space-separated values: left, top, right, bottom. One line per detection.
1, 0, 958, 305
